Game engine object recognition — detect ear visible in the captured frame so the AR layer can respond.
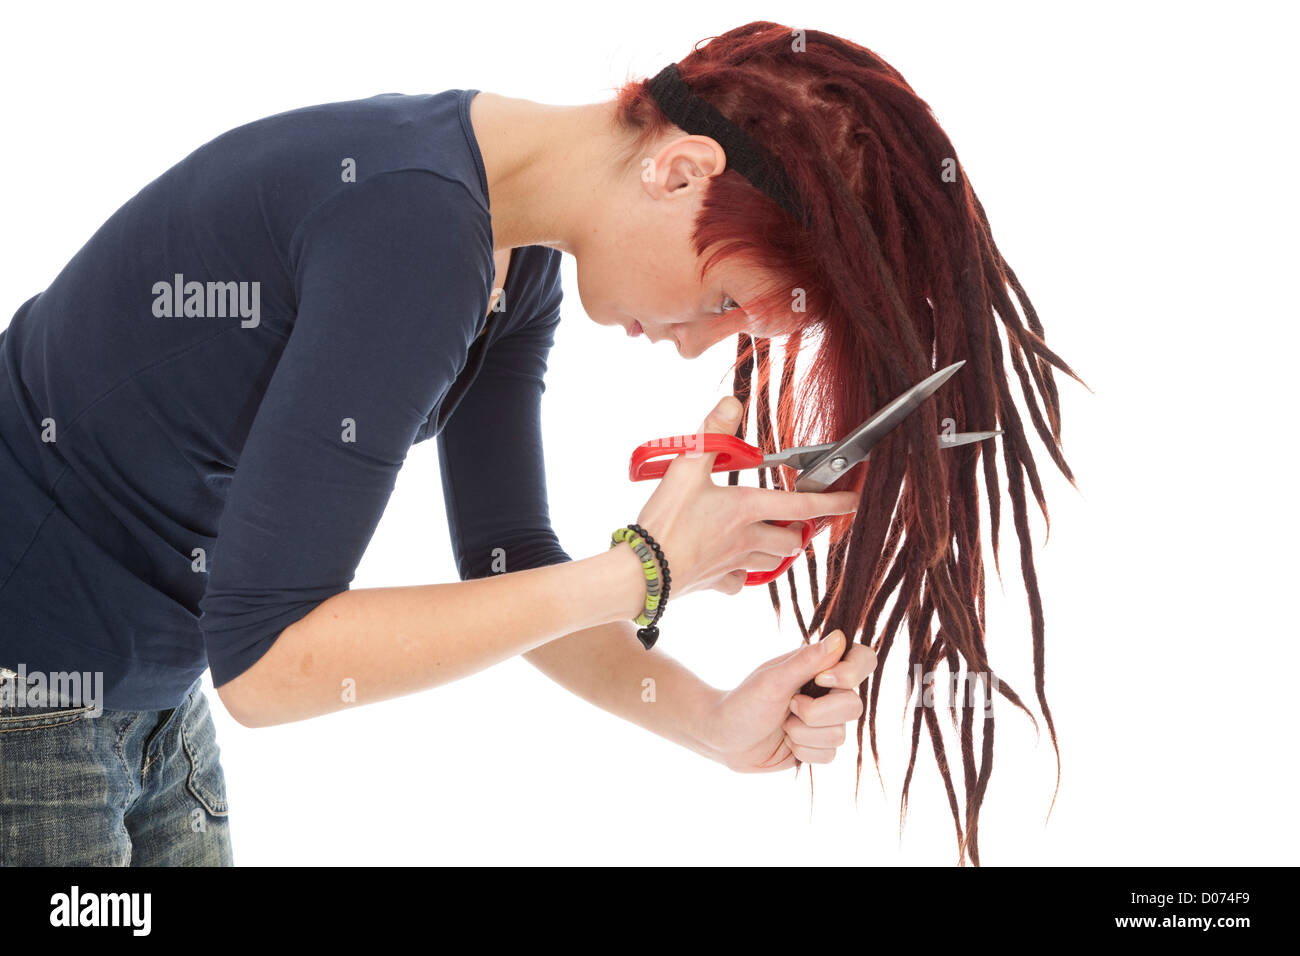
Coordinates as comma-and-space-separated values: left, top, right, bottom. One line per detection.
640, 135, 727, 204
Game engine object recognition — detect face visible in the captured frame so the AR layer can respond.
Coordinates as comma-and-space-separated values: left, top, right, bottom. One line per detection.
573, 133, 784, 359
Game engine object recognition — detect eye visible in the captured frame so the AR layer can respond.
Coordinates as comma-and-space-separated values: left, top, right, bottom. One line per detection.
719, 294, 740, 313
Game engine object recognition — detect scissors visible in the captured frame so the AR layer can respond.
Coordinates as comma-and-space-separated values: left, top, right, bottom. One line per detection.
629, 360, 1000, 585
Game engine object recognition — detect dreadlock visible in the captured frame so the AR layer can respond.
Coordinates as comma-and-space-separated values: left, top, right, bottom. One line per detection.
615, 21, 1086, 865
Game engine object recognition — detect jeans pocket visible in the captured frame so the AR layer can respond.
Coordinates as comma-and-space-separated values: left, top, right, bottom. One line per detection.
179, 686, 229, 818
0, 671, 99, 731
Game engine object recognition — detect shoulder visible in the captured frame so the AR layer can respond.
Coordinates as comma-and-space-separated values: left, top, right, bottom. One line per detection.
190, 88, 494, 272
289, 169, 493, 283
503, 246, 564, 334
533, 247, 564, 316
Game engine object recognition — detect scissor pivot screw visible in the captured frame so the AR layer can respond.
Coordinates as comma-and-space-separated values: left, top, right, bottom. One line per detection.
830, 456, 848, 472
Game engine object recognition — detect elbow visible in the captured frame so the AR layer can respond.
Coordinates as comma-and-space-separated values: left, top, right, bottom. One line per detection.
212, 640, 289, 729
215, 671, 274, 729
204, 611, 317, 729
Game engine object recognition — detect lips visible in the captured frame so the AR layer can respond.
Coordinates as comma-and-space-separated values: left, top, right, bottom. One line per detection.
627, 320, 643, 338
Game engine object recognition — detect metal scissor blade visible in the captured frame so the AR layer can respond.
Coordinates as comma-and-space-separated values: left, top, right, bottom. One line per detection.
792, 361, 966, 492
766, 429, 999, 471
940, 429, 1002, 448
763, 442, 838, 471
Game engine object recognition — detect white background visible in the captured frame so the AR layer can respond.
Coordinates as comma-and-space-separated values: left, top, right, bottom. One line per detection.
2, 0, 1296, 865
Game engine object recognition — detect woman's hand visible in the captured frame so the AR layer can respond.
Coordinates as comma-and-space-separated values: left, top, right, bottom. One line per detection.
699, 630, 876, 772
635, 396, 860, 598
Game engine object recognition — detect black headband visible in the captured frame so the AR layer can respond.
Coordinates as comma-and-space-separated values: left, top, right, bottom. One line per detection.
645, 63, 807, 227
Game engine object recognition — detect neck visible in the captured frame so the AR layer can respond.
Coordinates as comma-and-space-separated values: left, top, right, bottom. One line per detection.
469, 92, 625, 258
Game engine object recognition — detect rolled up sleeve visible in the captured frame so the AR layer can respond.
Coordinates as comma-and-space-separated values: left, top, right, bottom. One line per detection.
437, 301, 572, 581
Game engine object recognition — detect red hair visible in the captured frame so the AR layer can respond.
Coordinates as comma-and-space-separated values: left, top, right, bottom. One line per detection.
615, 22, 1086, 865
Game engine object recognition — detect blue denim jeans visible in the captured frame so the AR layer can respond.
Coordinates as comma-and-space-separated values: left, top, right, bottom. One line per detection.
0, 673, 233, 865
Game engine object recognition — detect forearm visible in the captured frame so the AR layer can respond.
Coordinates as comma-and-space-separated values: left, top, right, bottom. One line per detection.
217, 546, 648, 727
522, 621, 725, 763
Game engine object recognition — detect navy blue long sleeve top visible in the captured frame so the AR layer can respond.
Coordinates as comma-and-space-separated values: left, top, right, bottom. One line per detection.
0, 89, 572, 711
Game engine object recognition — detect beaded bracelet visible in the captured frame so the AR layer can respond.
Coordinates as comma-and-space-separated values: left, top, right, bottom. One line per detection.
629, 523, 672, 637
608, 524, 672, 649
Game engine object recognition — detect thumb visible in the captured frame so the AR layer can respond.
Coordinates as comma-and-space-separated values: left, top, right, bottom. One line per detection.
676, 395, 744, 477
700, 394, 743, 434
784, 629, 847, 688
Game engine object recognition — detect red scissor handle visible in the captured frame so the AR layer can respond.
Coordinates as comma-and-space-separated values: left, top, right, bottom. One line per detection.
628, 434, 764, 481
745, 517, 818, 586
629, 434, 829, 588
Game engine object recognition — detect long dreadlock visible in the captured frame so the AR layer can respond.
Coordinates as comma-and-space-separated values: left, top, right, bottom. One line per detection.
616, 21, 1086, 865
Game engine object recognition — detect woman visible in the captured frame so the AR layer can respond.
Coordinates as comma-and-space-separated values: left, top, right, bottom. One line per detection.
0, 21, 1075, 866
